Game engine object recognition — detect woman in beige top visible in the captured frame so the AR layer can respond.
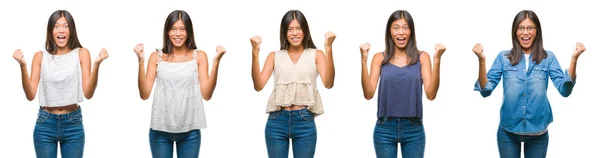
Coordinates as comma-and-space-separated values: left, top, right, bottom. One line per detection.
250, 10, 335, 158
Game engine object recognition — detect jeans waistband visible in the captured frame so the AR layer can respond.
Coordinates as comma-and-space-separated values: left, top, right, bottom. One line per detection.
38, 107, 82, 120
270, 108, 310, 116
378, 117, 421, 121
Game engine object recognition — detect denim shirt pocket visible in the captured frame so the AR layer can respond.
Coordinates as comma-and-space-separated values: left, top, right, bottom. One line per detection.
532, 66, 548, 80
504, 67, 519, 79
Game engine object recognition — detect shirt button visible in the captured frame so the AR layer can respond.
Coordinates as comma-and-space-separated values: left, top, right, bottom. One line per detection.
524, 93, 527, 97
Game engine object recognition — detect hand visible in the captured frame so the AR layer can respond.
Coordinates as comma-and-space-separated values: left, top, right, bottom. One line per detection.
472, 43, 485, 60
134, 43, 144, 61
324, 31, 336, 47
13, 49, 26, 66
94, 48, 109, 64
215, 45, 226, 61
250, 36, 262, 53
434, 43, 446, 59
360, 43, 370, 62
573, 42, 586, 59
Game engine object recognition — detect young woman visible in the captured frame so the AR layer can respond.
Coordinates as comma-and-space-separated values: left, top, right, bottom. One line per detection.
134, 10, 225, 158
472, 10, 586, 157
12, 10, 109, 158
360, 10, 445, 158
250, 10, 336, 158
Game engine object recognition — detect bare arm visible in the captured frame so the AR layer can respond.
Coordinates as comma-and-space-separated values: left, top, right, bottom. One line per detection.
316, 32, 336, 88
250, 36, 274, 91
421, 44, 445, 101
13, 50, 42, 101
360, 43, 383, 100
568, 42, 586, 81
134, 43, 158, 100
80, 48, 109, 99
473, 43, 487, 89
197, 46, 226, 100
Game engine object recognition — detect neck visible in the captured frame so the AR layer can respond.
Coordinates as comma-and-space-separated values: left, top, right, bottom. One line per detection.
523, 48, 532, 54
394, 48, 407, 57
172, 46, 189, 55
56, 47, 71, 55
288, 45, 304, 54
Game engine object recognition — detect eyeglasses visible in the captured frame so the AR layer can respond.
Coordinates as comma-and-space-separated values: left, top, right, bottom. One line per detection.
517, 26, 536, 33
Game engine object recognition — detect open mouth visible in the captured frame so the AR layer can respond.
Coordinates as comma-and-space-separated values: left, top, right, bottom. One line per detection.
520, 37, 531, 44
173, 38, 184, 43
56, 35, 67, 43
396, 37, 407, 44
290, 37, 301, 43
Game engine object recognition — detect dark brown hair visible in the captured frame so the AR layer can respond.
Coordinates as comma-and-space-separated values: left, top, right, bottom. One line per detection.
45, 10, 82, 55
508, 10, 546, 66
279, 10, 316, 50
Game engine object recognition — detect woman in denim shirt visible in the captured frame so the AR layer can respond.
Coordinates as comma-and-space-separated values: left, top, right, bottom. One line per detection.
473, 10, 586, 158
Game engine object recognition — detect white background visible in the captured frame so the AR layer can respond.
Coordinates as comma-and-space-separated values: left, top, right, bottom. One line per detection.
1, 0, 598, 157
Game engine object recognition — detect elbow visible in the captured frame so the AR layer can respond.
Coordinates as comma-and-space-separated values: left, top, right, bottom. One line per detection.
26, 96, 35, 101
84, 93, 93, 100
426, 96, 436, 101
253, 85, 263, 92
140, 94, 149, 101
202, 94, 212, 101
324, 82, 334, 89
363, 94, 373, 100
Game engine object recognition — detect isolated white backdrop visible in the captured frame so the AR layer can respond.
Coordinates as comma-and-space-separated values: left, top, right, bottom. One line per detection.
1, 0, 598, 157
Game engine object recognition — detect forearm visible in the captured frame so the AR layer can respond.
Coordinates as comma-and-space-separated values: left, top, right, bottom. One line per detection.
203, 61, 220, 100
20, 65, 35, 101
361, 60, 373, 99
568, 56, 577, 81
426, 57, 441, 100
477, 59, 487, 89
251, 52, 263, 91
137, 61, 149, 99
84, 63, 101, 99
323, 46, 335, 88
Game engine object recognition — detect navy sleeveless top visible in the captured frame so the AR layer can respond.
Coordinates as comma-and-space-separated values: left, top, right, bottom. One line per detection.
377, 58, 423, 118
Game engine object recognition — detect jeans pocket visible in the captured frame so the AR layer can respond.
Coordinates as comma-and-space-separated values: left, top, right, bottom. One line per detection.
36, 117, 46, 124
69, 115, 83, 124
376, 118, 386, 125
408, 118, 423, 126
268, 112, 279, 120
300, 112, 314, 122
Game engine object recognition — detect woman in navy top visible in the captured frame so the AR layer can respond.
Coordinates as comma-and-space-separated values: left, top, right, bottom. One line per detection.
360, 10, 446, 158
473, 10, 586, 157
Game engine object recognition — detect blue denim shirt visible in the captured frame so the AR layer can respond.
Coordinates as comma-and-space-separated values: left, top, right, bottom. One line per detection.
474, 50, 575, 135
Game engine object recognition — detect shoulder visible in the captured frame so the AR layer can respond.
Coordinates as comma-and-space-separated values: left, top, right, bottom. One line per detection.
77, 47, 90, 55
544, 50, 555, 58
195, 49, 207, 62
372, 52, 385, 64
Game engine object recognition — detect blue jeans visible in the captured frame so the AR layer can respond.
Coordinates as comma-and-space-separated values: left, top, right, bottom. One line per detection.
373, 117, 425, 158
497, 127, 549, 158
149, 129, 201, 158
265, 108, 317, 158
34, 107, 85, 158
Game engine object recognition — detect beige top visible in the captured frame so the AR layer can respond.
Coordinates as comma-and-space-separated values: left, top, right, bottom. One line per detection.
267, 48, 323, 115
